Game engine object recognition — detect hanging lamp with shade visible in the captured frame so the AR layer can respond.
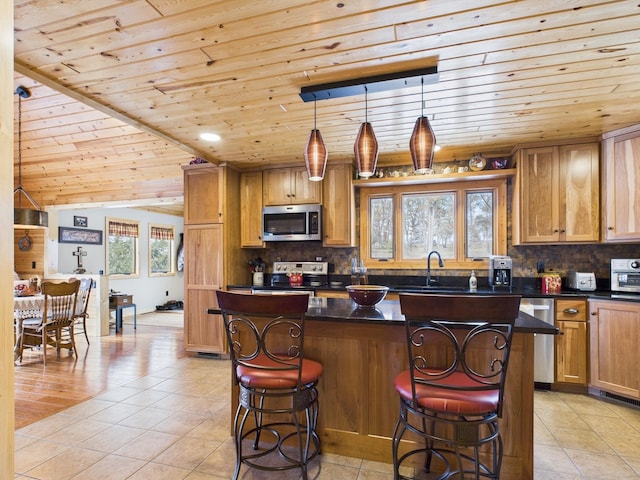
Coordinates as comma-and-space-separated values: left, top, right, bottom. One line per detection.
409, 77, 437, 174
14, 85, 48, 228
354, 86, 378, 178
304, 94, 328, 181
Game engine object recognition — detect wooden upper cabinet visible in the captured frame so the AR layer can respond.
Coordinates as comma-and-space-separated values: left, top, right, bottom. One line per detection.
322, 163, 356, 247
602, 125, 640, 242
263, 166, 322, 206
240, 171, 264, 248
183, 164, 223, 224
513, 142, 599, 244
516, 146, 559, 244
558, 143, 600, 242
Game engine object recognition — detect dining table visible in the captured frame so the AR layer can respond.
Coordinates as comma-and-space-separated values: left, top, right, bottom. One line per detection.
13, 293, 45, 360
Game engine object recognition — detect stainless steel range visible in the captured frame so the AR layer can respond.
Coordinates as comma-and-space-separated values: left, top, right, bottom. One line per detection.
270, 261, 329, 288
611, 258, 640, 293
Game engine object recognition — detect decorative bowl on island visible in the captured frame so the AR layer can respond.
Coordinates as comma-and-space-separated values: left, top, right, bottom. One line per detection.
346, 285, 389, 307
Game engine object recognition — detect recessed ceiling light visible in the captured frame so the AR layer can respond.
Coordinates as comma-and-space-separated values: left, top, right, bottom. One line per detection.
199, 132, 221, 142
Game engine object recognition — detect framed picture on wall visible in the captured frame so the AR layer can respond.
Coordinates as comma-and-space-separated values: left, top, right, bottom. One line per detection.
59, 227, 103, 245
73, 215, 88, 227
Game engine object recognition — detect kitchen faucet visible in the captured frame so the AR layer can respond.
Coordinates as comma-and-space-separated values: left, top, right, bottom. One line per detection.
426, 250, 444, 286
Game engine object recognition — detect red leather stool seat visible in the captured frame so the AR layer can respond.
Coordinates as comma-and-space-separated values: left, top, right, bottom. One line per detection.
237, 355, 323, 389
394, 370, 499, 415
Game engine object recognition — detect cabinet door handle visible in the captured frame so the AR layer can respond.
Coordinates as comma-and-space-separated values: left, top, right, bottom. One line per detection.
563, 308, 579, 314
591, 311, 597, 316
607, 226, 614, 230
560, 229, 566, 233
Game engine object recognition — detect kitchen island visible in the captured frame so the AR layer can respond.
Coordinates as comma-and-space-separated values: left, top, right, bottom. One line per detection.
214, 296, 556, 480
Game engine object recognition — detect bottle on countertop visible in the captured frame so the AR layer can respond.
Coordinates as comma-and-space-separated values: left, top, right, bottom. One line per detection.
469, 270, 478, 291
350, 258, 360, 285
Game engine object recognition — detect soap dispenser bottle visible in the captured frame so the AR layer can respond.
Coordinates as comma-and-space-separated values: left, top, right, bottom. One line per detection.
469, 270, 478, 291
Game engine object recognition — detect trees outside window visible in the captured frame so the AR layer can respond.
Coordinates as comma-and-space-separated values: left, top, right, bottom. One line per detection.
360, 179, 507, 270
149, 224, 175, 276
106, 218, 139, 277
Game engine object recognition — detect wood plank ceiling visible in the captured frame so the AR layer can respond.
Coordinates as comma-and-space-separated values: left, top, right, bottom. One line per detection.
13, 0, 640, 211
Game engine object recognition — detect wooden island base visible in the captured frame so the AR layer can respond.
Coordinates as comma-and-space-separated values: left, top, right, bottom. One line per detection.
230, 316, 535, 479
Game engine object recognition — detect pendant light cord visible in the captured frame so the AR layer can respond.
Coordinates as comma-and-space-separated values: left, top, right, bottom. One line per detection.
17, 93, 23, 193
14, 85, 43, 211
313, 93, 317, 129
364, 86, 368, 123
420, 77, 424, 117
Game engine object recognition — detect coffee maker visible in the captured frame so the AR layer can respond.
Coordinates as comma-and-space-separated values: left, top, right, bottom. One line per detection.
489, 255, 512, 289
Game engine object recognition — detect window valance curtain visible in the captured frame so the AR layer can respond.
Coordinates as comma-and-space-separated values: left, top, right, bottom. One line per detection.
150, 226, 174, 241
108, 220, 139, 238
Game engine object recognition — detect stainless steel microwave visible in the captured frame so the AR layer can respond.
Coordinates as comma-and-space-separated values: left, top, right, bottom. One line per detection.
262, 204, 322, 242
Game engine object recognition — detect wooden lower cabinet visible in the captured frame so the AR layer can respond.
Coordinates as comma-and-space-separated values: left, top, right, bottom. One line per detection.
184, 289, 225, 354
589, 299, 640, 399
184, 224, 226, 354
555, 298, 588, 386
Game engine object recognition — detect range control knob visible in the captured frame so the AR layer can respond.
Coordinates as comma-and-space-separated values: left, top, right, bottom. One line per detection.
631, 261, 640, 269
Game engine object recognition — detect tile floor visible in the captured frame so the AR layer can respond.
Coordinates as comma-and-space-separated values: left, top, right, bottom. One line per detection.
13, 323, 640, 479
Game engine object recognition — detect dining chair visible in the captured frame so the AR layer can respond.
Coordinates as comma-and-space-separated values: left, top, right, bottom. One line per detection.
16, 280, 80, 365
392, 293, 521, 480
216, 290, 322, 480
73, 278, 93, 344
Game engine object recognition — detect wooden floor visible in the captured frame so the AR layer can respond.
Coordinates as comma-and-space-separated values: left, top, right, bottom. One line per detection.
14, 319, 185, 430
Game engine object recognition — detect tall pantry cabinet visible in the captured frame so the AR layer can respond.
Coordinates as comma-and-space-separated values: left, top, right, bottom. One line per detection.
182, 163, 246, 354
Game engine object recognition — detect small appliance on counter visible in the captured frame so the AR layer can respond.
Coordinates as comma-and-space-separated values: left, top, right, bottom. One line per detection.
611, 258, 640, 293
488, 255, 512, 289
565, 271, 596, 291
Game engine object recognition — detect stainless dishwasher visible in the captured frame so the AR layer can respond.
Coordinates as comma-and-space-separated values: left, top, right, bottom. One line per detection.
520, 298, 555, 387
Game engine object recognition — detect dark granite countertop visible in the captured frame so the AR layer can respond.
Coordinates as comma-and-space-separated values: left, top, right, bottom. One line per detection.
209, 296, 558, 335
227, 283, 640, 303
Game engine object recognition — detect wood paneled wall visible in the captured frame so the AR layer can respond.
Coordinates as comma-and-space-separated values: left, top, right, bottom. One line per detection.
13, 229, 45, 278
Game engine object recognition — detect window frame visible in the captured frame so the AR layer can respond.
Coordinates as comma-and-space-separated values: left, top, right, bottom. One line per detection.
105, 217, 140, 278
148, 223, 176, 277
359, 178, 507, 270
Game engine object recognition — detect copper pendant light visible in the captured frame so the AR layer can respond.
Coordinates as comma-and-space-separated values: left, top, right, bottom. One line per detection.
409, 77, 437, 174
354, 87, 378, 178
304, 95, 328, 181
14, 86, 48, 228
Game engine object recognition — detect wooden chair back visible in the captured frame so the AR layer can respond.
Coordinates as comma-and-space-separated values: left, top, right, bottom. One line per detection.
74, 278, 92, 317
41, 280, 80, 329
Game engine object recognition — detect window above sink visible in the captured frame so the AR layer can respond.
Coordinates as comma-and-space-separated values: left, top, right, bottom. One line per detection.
359, 178, 508, 271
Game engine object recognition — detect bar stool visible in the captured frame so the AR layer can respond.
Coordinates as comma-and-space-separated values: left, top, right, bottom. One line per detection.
392, 293, 521, 480
216, 290, 322, 480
